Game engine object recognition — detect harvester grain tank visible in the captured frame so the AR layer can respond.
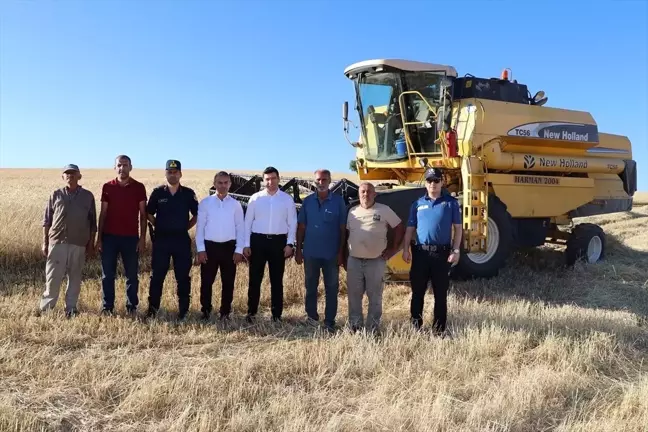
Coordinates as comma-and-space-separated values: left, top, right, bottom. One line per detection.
341, 59, 637, 280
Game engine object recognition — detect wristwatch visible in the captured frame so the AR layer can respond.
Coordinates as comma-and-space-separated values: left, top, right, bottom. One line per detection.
287, 243, 294, 249
452, 248, 460, 254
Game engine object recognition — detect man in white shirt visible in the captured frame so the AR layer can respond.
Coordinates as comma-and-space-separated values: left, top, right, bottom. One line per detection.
195, 171, 245, 321
243, 166, 297, 322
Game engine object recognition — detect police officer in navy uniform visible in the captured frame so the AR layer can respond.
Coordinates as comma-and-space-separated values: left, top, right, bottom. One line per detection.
401, 167, 462, 335
146, 159, 199, 320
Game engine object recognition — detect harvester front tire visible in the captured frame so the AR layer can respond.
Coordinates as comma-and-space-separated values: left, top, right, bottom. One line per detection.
453, 194, 513, 279
565, 223, 605, 266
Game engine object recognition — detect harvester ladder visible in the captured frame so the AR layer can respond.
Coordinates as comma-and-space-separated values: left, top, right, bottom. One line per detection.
453, 99, 488, 253
461, 155, 488, 254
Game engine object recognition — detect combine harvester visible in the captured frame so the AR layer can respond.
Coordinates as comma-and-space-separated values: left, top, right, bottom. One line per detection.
214, 59, 637, 281
338, 58, 637, 280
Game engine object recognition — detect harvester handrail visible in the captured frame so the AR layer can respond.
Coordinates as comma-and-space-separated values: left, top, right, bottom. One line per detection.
397, 90, 439, 156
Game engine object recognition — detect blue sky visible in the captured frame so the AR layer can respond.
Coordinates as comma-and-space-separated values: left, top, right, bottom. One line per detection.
1, 0, 646, 189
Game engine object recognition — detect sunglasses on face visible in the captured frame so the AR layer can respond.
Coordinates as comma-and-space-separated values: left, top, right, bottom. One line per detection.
426, 178, 441, 184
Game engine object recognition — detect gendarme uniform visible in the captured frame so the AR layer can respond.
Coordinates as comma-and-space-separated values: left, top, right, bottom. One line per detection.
146, 159, 198, 318
407, 167, 461, 333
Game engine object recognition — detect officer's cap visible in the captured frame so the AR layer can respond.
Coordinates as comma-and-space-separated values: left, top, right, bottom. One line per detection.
424, 167, 443, 181
62, 164, 80, 173
166, 159, 181, 171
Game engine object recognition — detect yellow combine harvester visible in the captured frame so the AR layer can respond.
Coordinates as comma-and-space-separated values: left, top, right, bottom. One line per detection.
341, 59, 637, 280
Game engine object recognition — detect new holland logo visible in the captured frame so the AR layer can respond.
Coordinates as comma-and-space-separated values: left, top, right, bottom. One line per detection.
524, 155, 535, 169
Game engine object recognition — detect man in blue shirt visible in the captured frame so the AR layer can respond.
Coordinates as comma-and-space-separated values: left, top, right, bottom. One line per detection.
401, 167, 462, 335
295, 169, 347, 331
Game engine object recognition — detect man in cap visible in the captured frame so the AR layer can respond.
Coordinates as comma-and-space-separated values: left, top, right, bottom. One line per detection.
39, 164, 97, 317
401, 167, 462, 335
97, 154, 147, 315
145, 159, 199, 320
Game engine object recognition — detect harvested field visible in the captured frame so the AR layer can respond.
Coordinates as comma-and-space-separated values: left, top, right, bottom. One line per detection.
1, 168, 647, 431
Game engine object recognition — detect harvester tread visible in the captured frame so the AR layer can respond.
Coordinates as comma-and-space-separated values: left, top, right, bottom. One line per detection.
453, 193, 514, 279
565, 223, 605, 266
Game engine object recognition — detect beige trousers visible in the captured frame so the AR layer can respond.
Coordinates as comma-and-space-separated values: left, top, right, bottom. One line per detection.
40, 243, 86, 312
346, 256, 387, 331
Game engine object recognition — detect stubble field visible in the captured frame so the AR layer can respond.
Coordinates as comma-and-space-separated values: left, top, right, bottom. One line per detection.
1, 168, 647, 432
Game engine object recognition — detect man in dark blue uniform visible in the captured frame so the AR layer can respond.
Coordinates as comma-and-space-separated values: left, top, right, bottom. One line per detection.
401, 167, 462, 335
146, 159, 199, 320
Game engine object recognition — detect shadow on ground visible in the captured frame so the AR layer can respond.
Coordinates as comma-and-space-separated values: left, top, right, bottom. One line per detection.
448, 235, 648, 323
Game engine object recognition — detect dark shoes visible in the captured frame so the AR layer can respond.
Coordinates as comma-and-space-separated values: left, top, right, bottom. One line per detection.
65, 308, 79, 319
101, 308, 115, 317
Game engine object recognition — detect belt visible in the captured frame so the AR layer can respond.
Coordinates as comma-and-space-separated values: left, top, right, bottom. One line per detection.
251, 232, 287, 239
415, 244, 450, 252
205, 239, 236, 245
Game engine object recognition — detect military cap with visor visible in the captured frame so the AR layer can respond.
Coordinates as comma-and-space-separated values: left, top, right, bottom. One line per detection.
166, 160, 181, 171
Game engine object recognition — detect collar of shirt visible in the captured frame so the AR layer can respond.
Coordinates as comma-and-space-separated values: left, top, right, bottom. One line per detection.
161, 185, 186, 198
258, 188, 284, 197
63, 185, 82, 196
110, 177, 138, 187
211, 193, 233, 202
422, 193, 448, 204
315, 191, 332, 202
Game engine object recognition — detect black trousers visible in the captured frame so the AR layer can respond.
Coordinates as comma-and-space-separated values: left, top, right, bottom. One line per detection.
409, 246, 452, 332
148, 233, 192, 314
248, 233, 287, 318
200, 240, 237, 316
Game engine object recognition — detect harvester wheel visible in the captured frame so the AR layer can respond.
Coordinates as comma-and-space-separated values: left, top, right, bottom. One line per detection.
565, 223, 605, 266
453, 194, 513, 279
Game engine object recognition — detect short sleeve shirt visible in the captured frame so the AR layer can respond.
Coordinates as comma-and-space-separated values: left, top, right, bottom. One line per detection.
347, 202, 401, 259
101, 178, 147, 237
407, 194, 461, 245
297, 192, 347, 260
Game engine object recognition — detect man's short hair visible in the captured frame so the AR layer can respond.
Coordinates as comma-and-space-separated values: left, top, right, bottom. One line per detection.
214, 171, 230, 180
315, 169, 331, 178
115, 154, 131, 164
359, 181, 375, 191
263, 166, 279, 177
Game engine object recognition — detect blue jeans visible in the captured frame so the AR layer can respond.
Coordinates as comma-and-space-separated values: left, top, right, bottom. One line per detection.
304, 256, 339, 326
101, 233, 139, 311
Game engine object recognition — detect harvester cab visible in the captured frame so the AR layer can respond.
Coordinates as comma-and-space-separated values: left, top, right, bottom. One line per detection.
342, 59, 637, 281
342, 59, 458, 170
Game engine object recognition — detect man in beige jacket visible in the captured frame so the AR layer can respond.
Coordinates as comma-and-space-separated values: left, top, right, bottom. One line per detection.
40, 164, 97, 317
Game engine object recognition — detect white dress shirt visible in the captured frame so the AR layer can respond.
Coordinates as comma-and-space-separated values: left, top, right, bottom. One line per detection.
244, 189, 297, 247
195, 194, 245, 254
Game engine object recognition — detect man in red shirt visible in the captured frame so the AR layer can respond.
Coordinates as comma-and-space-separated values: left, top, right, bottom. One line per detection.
96, 155, 147, 315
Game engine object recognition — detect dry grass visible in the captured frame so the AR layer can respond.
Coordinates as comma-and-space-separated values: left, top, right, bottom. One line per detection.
1, 168, 647, 432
